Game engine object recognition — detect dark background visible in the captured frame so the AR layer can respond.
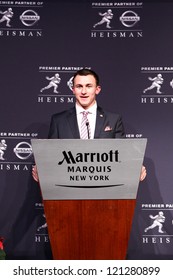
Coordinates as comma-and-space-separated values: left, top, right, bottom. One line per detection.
1, 0, 173, 259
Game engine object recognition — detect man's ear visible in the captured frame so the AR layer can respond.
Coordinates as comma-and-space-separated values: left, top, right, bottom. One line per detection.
72, 87, 75, 95
96, 85, 101, 95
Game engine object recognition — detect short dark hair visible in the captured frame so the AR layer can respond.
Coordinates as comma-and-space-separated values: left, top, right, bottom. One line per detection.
73, 68, 100, 86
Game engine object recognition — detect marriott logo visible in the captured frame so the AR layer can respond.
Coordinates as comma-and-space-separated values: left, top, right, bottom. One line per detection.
58, 150, 119, 165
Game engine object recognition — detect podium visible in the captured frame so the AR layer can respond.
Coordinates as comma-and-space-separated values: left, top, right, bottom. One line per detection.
32, 139, 147, 259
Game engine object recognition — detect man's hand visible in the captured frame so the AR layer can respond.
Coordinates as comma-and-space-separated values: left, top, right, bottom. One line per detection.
32, 165, 39, 182
140, 165, 147, 181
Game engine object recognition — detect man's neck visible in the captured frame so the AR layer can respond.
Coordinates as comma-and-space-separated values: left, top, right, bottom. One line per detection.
75, 101, 97, 111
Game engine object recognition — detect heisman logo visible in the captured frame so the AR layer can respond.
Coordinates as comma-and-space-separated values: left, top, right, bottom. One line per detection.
40, 73, 61, 94
143, 74, 173, 95
143, 74, 164, 94
0, 139, 7, 161
93, 9, 113, 29
0, 7, 13, 27
40, 73, 75, 94
144, 211, 165, 234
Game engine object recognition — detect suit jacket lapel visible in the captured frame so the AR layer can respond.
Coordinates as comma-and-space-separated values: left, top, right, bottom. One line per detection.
67, 107, 80, 139
94, 106, 106, 138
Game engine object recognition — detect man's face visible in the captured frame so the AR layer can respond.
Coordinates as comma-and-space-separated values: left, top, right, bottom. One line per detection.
72, 74, 101, 109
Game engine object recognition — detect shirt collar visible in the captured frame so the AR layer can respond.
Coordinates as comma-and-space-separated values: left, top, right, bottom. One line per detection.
76, 102, 97, 115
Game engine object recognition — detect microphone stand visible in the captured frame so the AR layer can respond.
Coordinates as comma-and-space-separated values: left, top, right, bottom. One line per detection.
86, 122, 90, 139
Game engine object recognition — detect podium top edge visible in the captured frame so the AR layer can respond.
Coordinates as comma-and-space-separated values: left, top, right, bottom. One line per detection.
31, 138, 148, 141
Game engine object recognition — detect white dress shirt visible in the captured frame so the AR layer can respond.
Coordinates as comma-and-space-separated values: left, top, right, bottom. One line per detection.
76, 102, 97, 139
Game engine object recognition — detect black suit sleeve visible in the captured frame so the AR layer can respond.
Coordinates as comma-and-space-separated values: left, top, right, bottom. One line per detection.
115, 115, 125, 138
48, 115, 59, 139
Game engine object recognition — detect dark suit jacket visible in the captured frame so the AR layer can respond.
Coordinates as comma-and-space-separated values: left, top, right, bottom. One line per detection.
48, 106, 125, 139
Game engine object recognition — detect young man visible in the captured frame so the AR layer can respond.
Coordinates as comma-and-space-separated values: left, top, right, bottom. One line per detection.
32, 68, 146, 181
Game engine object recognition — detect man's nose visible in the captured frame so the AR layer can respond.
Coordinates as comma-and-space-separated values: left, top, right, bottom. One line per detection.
81, 87, 86, 94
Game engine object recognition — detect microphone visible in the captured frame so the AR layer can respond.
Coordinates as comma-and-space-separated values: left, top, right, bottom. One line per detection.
86, 121, 90, 139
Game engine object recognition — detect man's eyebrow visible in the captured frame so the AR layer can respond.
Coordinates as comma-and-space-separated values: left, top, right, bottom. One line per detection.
75, 83, 93, 86
74, 83, 82, 87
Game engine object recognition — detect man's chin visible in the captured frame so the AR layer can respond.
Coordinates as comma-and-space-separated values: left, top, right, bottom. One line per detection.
80, 102, 89, 108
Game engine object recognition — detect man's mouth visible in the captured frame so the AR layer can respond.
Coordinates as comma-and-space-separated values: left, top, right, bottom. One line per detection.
80, 96, 88, 99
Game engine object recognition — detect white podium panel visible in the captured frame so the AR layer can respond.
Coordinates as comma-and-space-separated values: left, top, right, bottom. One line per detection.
31, 139, 147, 200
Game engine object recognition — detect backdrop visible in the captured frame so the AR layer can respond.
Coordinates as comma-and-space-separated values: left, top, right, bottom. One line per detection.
1, 0, 173, 259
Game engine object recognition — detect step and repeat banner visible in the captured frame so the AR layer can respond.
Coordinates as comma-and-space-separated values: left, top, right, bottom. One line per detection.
1, 0, 173, 259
